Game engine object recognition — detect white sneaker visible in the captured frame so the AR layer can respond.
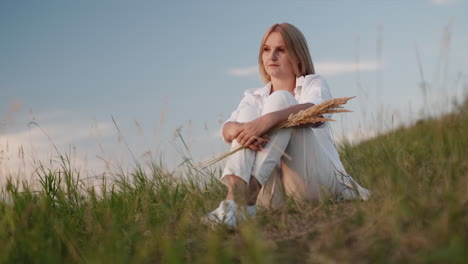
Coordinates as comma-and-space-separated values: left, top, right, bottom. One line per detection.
202, 201, 258, 228
202, 200, 239, 228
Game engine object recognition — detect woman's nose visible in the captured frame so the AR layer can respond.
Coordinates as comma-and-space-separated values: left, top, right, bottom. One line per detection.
270, 51, 278, 61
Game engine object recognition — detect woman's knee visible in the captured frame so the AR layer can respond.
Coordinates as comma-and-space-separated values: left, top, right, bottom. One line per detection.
263, 90, 297, 113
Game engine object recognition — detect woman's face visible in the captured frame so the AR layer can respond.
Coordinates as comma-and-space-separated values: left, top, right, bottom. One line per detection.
262, 31, 295, 80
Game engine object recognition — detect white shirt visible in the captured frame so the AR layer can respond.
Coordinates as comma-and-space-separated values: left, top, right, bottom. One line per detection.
222, 73, 340, 161
223, 74, 333, 132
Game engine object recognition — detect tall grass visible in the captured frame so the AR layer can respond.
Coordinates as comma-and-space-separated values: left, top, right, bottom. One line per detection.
0, 98, 467, 263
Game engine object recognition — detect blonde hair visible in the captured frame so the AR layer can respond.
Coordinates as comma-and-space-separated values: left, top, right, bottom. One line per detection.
258, 23, 315, 83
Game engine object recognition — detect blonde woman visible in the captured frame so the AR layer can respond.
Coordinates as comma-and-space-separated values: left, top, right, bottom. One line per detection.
204, 23, 370, 227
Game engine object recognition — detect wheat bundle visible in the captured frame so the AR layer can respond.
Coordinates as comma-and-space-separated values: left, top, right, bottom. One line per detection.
196, 96, 355, 168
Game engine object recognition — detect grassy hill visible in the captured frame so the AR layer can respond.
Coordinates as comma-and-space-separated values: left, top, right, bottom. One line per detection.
0, 100, 467, 263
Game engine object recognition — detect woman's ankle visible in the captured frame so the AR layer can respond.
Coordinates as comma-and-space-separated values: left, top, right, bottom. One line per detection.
226, 175, 249, 205
248, 176, 261, 205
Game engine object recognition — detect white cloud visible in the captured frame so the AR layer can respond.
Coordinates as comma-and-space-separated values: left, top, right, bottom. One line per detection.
431, 0, 459, 5
0, 117, 115, 187
226, 66, 258, 77
227, 60, 382, 78
315, 60, 382, 76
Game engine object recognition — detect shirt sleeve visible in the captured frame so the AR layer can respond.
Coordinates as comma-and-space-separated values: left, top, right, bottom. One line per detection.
301, 76, 333, 120
221, 92, 256, 142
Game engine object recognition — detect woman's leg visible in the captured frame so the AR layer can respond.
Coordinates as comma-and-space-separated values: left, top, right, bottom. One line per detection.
258, 123, 370, 206
256, 126, 342, 207
205, 90, 297, 226
219, 104, 260, 206
203, 104, 261, 227
247, 90, 299, 209
224, 175, 249, 203
220, 91, 298, 206
254, 99, 371, 207
251, 90, 298, 185
280, 126, 340, 202
256, 166, 286, 209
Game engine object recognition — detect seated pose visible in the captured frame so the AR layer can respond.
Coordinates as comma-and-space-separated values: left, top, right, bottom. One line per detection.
204, 23, 370, 227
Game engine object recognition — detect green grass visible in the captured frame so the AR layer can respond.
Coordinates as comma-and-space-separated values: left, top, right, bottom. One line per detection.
1, 99, 467, 263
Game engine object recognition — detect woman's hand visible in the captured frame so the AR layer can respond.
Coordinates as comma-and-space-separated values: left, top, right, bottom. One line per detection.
310, 121, 324, 128
223, 103, 321, 149
295, 121, 324, 128
245, 134, 269, 151
236, 116, 273, 148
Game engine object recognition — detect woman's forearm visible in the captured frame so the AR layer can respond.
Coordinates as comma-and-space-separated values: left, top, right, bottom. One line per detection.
234, 103, 316, 146
223, 103, 315, 145
263, 103, 315, 129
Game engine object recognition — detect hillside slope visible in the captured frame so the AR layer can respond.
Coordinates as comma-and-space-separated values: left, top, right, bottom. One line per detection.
263, 100, 468, 263
0, 100, 467, 263
333, 100, 468, 262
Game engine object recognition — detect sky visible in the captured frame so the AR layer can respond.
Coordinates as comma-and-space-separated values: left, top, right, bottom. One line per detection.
1, 0, 467, 181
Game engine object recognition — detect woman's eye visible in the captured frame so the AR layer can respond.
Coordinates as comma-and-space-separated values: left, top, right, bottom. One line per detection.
263, 47, 270, 52
278, 49, 285, 52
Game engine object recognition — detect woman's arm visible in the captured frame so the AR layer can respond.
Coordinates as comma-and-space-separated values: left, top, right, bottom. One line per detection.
222, 121, 267, 151
222, 121, 242, 144
234, 102, 322, 148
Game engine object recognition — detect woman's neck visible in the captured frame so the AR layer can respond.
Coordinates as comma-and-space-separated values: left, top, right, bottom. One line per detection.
270, 76, 296, 94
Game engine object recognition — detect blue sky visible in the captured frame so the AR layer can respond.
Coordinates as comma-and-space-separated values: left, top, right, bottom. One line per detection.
1, 0, 467, 178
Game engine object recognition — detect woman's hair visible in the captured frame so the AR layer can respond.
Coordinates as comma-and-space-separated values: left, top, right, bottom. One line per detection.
258, 23, 315, 83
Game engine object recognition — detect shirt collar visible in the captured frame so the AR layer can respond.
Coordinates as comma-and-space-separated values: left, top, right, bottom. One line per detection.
253, 83, 272, 97
296, 75, 305, 87
254, 75, 305, 97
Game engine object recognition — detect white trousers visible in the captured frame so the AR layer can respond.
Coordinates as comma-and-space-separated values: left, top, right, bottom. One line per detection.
220, 90, 370, 208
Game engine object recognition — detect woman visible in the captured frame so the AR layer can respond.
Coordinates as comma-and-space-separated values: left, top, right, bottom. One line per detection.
204, 23, 370, 227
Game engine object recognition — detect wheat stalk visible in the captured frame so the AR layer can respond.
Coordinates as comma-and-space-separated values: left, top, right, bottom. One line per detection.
195, 96, 355, 168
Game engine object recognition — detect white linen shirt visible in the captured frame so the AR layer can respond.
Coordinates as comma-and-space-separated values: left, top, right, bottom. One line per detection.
222, 74, 333, 142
